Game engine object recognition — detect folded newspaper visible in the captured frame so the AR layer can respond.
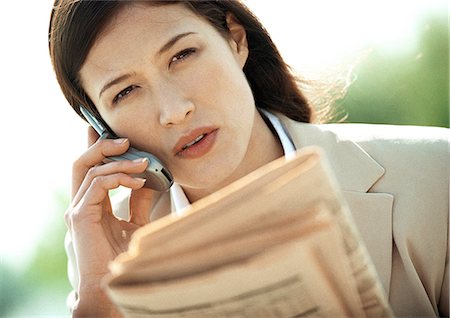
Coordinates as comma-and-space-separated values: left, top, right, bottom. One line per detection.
104, 147, 393, 317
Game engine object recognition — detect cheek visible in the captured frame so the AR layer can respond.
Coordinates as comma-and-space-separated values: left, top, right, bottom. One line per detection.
179, 52, 249, 105
177, 62, 217, 98
129, 128, 162, 155
106, 112, 163, 156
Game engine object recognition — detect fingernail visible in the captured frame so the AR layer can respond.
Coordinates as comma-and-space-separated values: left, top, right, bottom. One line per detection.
113, 138, 128, 144
132, 158, 148, 164
134, 177, 146, 184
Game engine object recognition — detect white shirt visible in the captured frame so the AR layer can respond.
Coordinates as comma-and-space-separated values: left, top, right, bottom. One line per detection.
170, 109, 296, 215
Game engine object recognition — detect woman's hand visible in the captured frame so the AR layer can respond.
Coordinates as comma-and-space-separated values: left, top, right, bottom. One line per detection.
66, 127, 154, 316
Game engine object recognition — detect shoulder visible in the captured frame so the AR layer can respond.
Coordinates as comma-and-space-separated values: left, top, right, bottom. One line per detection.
317, 122, 448, 194
291, 120, 448, 194
278, 112, 449, 196
284, 115, 447, 149
316, 122, 447, 150
319, 123, 447, 167
280, 115, 448, 170
280, 115, 449, 223
321, 123, 447, 175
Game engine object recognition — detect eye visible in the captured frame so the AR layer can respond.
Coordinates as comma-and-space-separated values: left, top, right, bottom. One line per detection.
112, 85, 138, 105
169, 48, 196, 67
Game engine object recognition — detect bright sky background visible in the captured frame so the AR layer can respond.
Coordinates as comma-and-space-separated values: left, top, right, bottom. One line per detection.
0, 0, 445, 268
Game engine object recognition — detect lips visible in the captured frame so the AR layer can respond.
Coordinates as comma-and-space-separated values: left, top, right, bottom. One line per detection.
173, 127, 218, 159
181, 133, 206, 151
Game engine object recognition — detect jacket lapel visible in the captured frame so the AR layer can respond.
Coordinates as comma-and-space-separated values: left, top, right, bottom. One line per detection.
279, 115, 393, 295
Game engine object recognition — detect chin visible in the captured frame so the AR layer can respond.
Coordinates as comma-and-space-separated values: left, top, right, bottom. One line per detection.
177, 162, 239, 192
175, 138, 249, 192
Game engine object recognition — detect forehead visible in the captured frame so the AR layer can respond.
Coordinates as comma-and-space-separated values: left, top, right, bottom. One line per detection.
80, 3, 219, 94
89, 3, 209, 58
105, 3, 196, 36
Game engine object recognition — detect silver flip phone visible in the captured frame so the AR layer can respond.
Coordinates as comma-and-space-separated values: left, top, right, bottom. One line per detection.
79, 105, 173, 192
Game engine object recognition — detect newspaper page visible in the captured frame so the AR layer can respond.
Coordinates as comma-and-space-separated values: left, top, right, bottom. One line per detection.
107, 215, 362, 317
105, 147, 393, 317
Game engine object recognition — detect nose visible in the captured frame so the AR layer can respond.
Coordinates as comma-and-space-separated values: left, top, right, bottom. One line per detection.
157, 80, 195, 127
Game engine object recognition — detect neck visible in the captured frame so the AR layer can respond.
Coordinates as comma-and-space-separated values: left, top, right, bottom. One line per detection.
184, 110, 284, 203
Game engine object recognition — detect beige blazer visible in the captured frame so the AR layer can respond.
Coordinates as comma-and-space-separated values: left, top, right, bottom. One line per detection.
278, 115, 449, 317
65, 116, 449, 317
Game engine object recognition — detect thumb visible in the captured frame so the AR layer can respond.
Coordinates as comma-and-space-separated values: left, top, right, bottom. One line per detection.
129, 187, 154, 226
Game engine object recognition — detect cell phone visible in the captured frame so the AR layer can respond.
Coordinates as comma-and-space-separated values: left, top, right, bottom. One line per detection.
79, 105, 173, 192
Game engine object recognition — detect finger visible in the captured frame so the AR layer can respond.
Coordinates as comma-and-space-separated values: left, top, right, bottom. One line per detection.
71, 136, 130, 199
72, 158, 149, 206
87, 126, 99, 147
102, 197, 113, 217
129, 187, 154, 226
80, 173, 146, 208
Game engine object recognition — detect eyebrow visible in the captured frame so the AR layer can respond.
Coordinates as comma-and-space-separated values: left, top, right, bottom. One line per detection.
98, 32, 197, 99
157, 31, 197, 56
99, 73, 133, 99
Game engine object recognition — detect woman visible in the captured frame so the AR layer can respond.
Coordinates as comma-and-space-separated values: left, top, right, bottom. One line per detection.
49, 1, 448, 317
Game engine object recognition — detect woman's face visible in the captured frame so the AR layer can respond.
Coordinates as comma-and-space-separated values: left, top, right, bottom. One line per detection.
79, 3, 264, 195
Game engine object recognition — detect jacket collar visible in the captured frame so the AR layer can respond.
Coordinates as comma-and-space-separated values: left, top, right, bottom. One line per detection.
278, 114, 385, 192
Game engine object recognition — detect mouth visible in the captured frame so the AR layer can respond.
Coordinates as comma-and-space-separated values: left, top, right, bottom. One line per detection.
174, 127, 218, 159
181, 133, 206, 151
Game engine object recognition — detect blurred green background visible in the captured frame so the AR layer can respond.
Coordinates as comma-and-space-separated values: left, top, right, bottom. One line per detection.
340, 13, 448, 127
1, 6, 447, 318
1, 191, 71, 316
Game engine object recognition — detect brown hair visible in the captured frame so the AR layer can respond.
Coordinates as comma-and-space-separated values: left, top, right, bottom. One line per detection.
49, 0, 313, 123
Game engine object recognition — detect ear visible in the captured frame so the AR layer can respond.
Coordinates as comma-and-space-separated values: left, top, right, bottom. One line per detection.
226, 13, 249, 69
